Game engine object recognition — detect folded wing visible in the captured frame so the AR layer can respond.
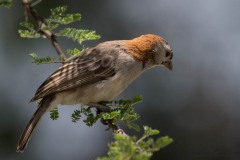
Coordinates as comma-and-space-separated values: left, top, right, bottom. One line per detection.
31, 48, 117, 102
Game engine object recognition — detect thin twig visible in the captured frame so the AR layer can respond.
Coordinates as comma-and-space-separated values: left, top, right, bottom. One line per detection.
136, 135, 147, 144
22, 0, 67, 63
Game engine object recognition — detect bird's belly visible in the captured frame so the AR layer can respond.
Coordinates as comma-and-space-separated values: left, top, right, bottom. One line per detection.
51, 79, 128, 107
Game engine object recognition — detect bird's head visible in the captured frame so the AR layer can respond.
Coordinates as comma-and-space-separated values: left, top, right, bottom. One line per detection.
126, 34, 173, 70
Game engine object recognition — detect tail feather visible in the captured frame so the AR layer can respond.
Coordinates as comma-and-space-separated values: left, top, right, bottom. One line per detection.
16, 97, 52, 153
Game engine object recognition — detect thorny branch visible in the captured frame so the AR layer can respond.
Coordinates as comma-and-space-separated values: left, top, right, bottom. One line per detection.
22, 0, 67, 63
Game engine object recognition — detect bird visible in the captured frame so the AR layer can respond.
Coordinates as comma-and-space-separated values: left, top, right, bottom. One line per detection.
16, 34, 173, 153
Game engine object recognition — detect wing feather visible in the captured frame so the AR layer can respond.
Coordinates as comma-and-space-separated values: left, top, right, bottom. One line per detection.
31, 48, 117, 101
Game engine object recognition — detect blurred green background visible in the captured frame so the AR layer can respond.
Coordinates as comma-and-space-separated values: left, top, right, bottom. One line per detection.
1, 0, 240, 159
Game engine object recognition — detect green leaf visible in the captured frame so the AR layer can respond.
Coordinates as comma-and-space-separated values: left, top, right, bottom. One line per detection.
48, 6, 81, 24
18, 22, 41, 38
57, 28, 100, 44
20, 22, 35, 30
83, 108, 98, 126
143, 125, 160, 136
101, 110, 121, 120
71, 110, 81, 123
127, 122, 140, 132
18, 30, 41, 38
149, 129, 160, 136
67, 47, 87, 58
155, 136, 173, 149
51, 6, 68, 16
43, 23, 59, 30
29, 53, 58, 64
50, 108, 59, 120
119, 95, 143, 106
130, 95, 143, 104
51, 13, 81, 24
67, 48, 81, 56
0, 0, 12, 8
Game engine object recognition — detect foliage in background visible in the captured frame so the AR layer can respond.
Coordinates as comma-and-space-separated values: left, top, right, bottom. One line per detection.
29, 53, 57, 64
98, 126, 173, 160
50, 107, 59, 120
0, 0, 12, 8
2, 1, 172, 159
19, 5, 100, 62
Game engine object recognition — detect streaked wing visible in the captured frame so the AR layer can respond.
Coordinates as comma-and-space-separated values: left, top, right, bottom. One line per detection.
31, 48, 116, 101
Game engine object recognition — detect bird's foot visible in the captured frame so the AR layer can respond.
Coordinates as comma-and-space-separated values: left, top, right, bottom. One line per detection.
87, 102, 120, 131
100, 118, 119, 131
87, 102, 112, 112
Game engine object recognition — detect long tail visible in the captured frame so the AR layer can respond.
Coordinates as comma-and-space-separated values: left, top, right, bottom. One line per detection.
16, 97, 52, 153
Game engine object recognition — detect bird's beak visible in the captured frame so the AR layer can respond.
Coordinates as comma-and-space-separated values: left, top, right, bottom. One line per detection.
163, 61, 173, 71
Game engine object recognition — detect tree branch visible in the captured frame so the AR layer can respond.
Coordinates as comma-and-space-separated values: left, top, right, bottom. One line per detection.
22, 0, 67, 63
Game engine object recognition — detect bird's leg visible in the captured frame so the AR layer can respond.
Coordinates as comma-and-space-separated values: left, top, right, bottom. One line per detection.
88, 102, 119, 131
87, 102, 111, 112
100, 118, 119, 131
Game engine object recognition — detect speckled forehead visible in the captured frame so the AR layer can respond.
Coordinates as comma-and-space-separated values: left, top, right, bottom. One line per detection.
128, 34, 165, 50
125, 34, 165, 61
